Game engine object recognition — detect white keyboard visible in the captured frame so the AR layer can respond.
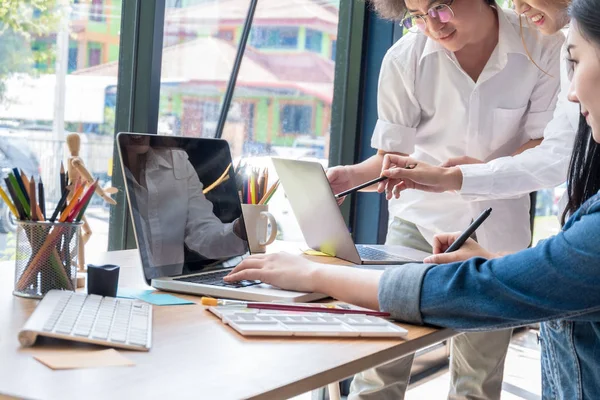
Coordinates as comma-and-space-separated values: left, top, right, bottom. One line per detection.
19, 290, 152, 351
208, 307, 408, 338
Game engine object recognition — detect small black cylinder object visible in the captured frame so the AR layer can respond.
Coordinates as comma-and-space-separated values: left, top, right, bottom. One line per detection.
87, 264, 120, 297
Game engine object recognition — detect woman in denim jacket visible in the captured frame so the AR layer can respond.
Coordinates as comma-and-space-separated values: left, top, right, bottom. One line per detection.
225, 0, 600, 397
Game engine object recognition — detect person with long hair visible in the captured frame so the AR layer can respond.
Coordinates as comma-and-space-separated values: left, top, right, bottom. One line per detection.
315, 0, 567, 398
225, 3, 600, 397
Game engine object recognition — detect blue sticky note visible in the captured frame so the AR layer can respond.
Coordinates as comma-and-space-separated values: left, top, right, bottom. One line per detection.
116, 288, 194, 305
117, 288, 154, 299
137, 292, 195, 306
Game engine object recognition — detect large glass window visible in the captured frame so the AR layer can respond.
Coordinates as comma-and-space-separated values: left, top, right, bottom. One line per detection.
0, 0, 121, 260
532, 187, 563, 245
159, 0, 340, 241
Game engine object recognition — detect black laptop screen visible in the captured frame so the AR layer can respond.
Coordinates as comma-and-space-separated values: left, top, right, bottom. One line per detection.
117, 133, 249, 283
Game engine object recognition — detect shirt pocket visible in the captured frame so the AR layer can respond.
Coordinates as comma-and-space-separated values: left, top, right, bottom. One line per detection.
172, 150, 194, 180
491, 105, 528, 151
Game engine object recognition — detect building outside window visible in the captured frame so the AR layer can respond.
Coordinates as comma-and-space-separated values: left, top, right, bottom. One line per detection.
250, 27, 299, 49
305, 29, 323, 53
88, 45, 102, 67
281, 104, 312, 135
90, 0, 104, 22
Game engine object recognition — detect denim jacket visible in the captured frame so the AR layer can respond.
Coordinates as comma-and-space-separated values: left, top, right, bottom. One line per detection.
378, 191, 600, 399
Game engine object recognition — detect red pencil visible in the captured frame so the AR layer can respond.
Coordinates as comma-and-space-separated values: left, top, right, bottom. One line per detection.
67, 179, 98, 222
246, 303, 390, 317
201, 297, 390, 317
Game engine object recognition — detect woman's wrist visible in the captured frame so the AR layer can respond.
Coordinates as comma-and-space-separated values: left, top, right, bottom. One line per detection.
308, 263, 327, 294
443, 166, 464, 191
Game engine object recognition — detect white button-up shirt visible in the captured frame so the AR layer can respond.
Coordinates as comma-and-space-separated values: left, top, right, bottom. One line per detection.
127, 148, 247, 275
459, 40, 579, 200
371, 8, 565, 252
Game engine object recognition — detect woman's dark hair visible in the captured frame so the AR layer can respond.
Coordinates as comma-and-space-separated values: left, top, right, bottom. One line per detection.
570, 0, 600, 44
369, 0, 495, 21
560, 0, 600, 224
561, 117, 600, 224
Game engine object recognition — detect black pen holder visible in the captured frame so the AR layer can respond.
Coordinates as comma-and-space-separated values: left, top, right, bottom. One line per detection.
87, 264, 120, 297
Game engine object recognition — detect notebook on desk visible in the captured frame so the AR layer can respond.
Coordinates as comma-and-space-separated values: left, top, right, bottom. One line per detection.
117, 133, 326, 303
271, 158, 431, 265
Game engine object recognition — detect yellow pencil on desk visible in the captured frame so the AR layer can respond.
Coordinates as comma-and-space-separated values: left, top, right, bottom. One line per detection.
201, 297, 390, 317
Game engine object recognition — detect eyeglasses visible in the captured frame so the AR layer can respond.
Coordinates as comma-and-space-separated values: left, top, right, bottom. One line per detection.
401, 1, 455, 33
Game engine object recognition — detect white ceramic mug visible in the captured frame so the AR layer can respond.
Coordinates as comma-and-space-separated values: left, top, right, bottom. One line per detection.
241, 204, 278, 253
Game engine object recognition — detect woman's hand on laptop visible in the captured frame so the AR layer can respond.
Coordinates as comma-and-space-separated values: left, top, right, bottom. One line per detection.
224, 253, 319, 292
423, 232, 498, 264
379, 155, 463, 199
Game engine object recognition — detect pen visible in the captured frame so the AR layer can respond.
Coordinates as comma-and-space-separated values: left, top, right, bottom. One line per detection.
334, 164, 417, 198
444, 207, 492, 253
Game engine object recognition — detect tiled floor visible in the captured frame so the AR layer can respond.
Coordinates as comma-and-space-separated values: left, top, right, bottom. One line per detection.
292, 328, 542, 400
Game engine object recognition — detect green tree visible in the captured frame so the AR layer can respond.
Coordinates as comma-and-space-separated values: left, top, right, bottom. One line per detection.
0, 0, 58, 101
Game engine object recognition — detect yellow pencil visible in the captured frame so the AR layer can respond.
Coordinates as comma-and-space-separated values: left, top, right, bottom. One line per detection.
250, 174, 256, 204
0, 185, 18, 218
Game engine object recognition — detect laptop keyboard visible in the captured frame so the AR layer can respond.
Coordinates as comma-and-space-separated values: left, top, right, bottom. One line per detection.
357, 246, 411, 262
174, 269, 262, 288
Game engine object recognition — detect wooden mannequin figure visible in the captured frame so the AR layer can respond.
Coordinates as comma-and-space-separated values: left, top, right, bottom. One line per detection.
66, 133, 118, 287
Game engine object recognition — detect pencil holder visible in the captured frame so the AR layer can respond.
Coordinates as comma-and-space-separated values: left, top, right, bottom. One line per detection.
13, 221, 82, 299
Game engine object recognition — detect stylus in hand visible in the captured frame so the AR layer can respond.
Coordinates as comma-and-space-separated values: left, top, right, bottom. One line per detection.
444, 208, 492, 253
335, 176, 387, 198
334, 164, 417, 199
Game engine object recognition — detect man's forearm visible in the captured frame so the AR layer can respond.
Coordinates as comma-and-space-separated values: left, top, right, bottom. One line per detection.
512, 138, 543, 156
349, 150, 408, 192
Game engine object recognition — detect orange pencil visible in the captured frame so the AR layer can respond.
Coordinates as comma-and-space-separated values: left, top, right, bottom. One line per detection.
20, 171, 31, 199
59, 183, 85, 223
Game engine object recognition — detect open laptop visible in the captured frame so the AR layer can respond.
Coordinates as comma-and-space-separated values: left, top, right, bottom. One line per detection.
271, 158, 431, 265
117, 133, 326, 302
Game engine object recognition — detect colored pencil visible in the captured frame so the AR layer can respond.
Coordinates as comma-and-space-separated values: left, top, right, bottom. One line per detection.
8, 173, 30, 218
0, 185, 18, 219
29, 177, 38, 221
38, 178, 45, 219
12, 168, 29, 206
60, 161, 66, 194
4, 177, 25, 220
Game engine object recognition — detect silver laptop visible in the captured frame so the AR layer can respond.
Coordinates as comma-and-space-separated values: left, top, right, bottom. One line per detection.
117, 133, 326, 302
271, 158, 430, 265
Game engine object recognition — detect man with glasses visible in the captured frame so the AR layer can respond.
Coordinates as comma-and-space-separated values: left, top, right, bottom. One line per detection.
325, 0, 566, 398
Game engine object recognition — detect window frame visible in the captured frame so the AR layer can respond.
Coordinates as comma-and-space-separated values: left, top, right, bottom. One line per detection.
108, 0, 165, 250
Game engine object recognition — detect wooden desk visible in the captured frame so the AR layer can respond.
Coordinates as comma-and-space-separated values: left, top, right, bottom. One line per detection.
0, 245, 455, 400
